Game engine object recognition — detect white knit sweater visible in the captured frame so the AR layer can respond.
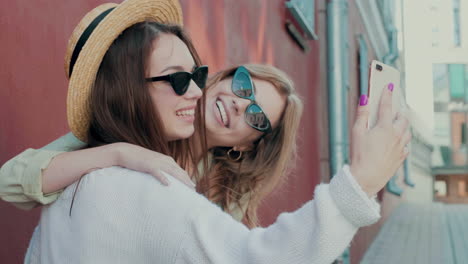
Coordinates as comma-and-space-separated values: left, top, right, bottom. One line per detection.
26, 165, 380, 264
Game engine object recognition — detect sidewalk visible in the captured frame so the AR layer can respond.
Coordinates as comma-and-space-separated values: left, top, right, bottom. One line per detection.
361, 202, 468, 264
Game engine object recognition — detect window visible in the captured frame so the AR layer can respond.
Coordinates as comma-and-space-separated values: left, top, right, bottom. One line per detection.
435, 180, 447, 197
430, 2, 440, 47
286, 0, 317, 40
448, 64, 465, 100
453, 0, 461, 47
462, 123, 467, 145
458, 180, 466, 196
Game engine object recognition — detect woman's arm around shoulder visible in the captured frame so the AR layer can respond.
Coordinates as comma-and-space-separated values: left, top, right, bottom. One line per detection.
0, 133, 194, 210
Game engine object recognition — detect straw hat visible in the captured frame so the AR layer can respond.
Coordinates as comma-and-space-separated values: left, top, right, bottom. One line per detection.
64, 0, 183, 141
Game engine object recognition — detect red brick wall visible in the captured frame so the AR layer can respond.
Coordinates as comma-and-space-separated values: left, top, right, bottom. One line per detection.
0, 0, 322, 262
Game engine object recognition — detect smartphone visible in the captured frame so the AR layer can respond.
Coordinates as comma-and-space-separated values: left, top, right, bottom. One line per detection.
367, 60, 404, 129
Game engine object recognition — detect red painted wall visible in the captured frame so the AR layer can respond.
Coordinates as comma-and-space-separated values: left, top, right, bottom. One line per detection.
0, 0, 322, 262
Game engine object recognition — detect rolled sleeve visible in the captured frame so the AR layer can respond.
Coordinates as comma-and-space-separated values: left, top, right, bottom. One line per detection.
0, 149, 64, 209
0, 132, 86, 210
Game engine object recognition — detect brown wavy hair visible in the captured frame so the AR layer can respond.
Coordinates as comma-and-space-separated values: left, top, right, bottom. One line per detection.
197, 64, 303, 228
69, 22, 205, 216
86, 21, 203, 170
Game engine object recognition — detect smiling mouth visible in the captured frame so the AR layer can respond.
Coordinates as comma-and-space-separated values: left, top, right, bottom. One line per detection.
215, 99, 229, 127
176, 109, 195, 117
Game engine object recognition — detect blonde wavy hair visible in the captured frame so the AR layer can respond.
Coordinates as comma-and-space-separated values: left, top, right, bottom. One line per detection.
197, 64, 303, 228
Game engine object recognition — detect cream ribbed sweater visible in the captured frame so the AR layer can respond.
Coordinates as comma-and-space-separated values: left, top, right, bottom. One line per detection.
26, 165, 380, 264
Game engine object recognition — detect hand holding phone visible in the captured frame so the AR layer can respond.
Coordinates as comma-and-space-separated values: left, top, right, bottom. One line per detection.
348, 60, 411, 196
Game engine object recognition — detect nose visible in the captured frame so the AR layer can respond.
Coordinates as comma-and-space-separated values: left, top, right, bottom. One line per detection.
232, 97, 251, 116
183, 80, 202, 100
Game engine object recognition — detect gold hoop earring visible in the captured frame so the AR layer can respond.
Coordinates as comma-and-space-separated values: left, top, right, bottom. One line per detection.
227, 148, 242, 161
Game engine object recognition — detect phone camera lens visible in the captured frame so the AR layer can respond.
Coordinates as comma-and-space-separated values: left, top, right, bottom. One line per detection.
376, 64, 383, 71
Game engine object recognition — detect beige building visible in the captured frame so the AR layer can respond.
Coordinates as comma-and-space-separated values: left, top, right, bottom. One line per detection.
429, 0, 468, 204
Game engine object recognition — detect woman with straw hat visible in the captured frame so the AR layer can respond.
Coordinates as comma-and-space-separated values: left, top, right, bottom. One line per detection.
1, 0, 411, 263
20, 0, 210, 261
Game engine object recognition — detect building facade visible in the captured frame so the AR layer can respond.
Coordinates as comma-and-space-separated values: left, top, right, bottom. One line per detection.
428, 0, 468, 204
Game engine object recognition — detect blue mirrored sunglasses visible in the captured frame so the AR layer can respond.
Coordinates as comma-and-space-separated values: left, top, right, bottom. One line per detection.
231, 66, 272, 133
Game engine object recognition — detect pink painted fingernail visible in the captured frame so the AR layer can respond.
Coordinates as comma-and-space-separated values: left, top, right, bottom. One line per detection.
359, 94, 368, 106
388, 83, 394, 92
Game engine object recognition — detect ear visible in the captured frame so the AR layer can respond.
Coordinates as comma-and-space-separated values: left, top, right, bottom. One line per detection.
233, 143, 254, 152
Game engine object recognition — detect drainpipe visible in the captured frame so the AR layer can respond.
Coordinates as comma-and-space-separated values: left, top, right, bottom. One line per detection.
382, 0, 398, 65
327, 0, 348, 177
382, 26, 398, 65
327, 1, 350, 263
404, 159, 415, 187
